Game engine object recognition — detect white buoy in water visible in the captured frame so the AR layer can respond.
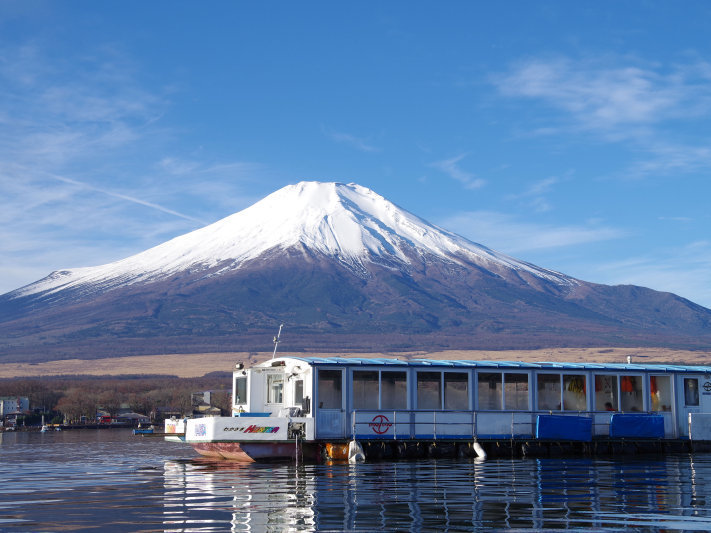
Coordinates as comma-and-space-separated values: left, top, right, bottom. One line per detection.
348, 440, 365, 463
473, 441, 487, 460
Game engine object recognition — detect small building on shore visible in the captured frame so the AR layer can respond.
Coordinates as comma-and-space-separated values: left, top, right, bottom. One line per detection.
115, 411, 150, 425
1, 396, 30, 427
192, 389, 230, 417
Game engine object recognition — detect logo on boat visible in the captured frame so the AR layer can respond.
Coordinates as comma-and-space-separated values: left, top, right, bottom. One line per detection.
704, 381, 711, 393
369, 415, 393, 434
223, 425, 280, 434
194, 423, 207, 437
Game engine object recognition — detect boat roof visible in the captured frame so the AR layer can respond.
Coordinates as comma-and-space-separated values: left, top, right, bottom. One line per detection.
268, 356, 711, 374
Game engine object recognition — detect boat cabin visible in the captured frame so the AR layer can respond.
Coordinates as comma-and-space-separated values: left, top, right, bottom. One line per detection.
233, 357, 711, 441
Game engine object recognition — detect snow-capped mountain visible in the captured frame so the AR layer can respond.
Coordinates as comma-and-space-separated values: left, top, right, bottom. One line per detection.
1, 181, 710, 362
12, 181, 573, 299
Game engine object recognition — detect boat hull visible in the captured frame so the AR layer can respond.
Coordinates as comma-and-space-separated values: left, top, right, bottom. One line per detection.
191, 441, 317, 462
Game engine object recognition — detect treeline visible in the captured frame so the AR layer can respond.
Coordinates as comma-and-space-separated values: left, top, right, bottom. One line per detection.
0, 373, 232, 424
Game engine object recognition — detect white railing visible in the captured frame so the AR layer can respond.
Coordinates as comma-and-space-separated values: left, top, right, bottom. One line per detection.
350, 410, 675, 440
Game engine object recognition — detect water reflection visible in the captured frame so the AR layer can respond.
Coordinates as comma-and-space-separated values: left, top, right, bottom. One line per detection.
163, 460, 316, 532
2, 430, 711, 531
161, 455, 711, 532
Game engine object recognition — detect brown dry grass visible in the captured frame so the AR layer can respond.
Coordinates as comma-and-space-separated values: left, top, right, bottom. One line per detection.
1, 347, 710, 379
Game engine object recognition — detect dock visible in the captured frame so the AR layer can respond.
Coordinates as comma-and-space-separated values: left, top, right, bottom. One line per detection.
349, 437, 711, 461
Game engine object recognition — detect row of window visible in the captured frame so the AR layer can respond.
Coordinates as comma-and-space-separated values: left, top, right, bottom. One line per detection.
246, 369, 701, 412
315, 370, 698, 412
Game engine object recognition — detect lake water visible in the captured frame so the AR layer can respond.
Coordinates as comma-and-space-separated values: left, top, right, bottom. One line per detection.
2, 429, 711, 531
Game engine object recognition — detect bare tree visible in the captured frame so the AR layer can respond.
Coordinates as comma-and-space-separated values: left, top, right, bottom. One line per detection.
55, 388, 98, 423
211, 390, 232, 415
98, 390, 122, 417
128, 393, 156, 418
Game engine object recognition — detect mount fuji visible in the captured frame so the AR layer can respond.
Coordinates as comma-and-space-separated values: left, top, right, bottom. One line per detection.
1, 181, 710, 362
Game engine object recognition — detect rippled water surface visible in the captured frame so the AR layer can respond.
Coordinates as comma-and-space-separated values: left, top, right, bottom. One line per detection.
2, 430, 711, 531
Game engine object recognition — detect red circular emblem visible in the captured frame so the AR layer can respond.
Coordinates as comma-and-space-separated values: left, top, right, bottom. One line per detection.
368, 414, 393, 435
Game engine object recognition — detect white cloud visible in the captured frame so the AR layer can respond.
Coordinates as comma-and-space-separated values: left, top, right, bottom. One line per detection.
506, 176, 563, 213
50, 174, 207, 224
624, 141, 711, 178
158, 157, 201, 176
592, 241, 711, 309
430, 153, 486, 190
440, 210, 624, 254
494, 56, 711, 181
658, 216, 692, 223
495, 57, 711, 133
0, 46, 162, 169
323, 127, 381, 153
0, 43, 262, 295
440, 210, 711, 308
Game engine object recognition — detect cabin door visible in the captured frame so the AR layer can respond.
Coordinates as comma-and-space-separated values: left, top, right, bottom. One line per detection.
315, 369, 346, 438
676, 374, 711, 437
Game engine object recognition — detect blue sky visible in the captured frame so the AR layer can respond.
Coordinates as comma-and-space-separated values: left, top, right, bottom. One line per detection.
1, 2, 711, 308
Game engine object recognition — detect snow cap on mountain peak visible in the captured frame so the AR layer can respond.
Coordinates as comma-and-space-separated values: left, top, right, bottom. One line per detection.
243, 180, 460, 261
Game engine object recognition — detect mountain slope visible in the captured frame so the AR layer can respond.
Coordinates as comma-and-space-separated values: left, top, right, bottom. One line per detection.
1, 181, 710, 362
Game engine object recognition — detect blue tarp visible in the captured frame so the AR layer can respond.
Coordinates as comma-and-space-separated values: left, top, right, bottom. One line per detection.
609, 414, 664, 438
536, 414, 592, 441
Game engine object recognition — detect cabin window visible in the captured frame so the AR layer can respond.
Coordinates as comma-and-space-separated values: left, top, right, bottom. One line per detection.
294, 380, 304, 405
417, 372, 441, 410
318, 370, 342, 409
620, 375, 643, 411
267, 374, 283, 404
478, 373, 502, 410
594, 375, 618, 411
504, 373, 529, 410
650, 375, 671, 412
563, 374, 587, 411
353, 371, 380, 410
444, 372, 469, 410
537, 374, 561, 410
684, 378, 699, 407
234, 376, 247, 406
381, 371, 407, 410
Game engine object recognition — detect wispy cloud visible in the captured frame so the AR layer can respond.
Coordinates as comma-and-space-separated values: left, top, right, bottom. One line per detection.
494, 57, 711, 134
439, 209, 711, 307
0, 45, 162, 168
506, 176, 562, 213
158, 156, 262, 180
658, 216, 692, 223
0, 43, 261, 294
430, 153, 486, 190
440, 210, 624, 254
50, 174, 207, 224
624, 141, 711, 178
593, 240, 711, 309
323, 127, 381, 153
442, 206, 711, 308
525, 176, 560, 196
0, 169, 167, 292
493, 56, 711, 181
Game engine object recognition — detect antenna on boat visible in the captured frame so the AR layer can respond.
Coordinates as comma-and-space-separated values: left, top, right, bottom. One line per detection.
272, 324, 284, 360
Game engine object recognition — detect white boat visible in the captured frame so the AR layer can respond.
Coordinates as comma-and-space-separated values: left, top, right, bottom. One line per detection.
167, 353, 711, 462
